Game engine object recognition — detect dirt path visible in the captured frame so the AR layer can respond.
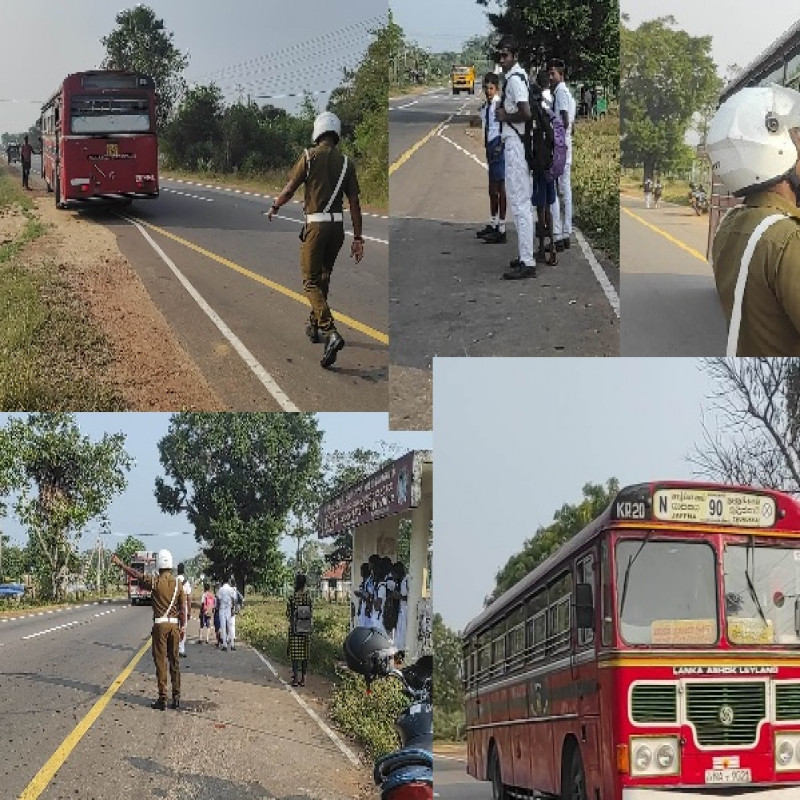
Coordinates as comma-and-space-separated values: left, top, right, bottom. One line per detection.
6, 165, 224, 410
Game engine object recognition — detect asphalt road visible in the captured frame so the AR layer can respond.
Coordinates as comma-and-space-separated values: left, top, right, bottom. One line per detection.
388, 88, 619, 426
434, 755, 490, 799
0, 599, 369, 799
8, 155, 388, 412
620, 193, 727, 355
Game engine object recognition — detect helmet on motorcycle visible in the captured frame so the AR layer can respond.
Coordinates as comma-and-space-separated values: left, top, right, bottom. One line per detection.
312, 111, 341, 145
156, 549, 173, 570
707, 84, 800, 196
343, 627, 396, 679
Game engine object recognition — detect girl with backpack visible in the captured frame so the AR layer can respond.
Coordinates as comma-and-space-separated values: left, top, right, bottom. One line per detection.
286, 573, 312, 687
199, 582, 215, 644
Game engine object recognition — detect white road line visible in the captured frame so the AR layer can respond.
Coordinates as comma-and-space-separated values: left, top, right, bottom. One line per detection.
250, 645, 362, 768
21, 609, 116, 640
121, 216, 300, 412
574, 227, 620, 318
437, 128, 487, 171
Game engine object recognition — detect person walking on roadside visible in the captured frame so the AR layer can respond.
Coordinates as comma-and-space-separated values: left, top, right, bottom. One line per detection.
267, 111, 364, 369
111, 550, 184, 709
20, 135, 36, 190
549, 60, 575, 250
176, 562, 191, 659
217, 577, 237, 652
707, 83, 800, 355
286, 573, 312, 687
229, 580, 244, 651
476, 72, 508, 244
199, 582, 215, 644
494, 36, 535, 280
653, 178, 663, 209
643, 176, 654, 209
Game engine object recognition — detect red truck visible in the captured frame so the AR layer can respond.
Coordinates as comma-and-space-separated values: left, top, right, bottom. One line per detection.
127, 550, 156, 605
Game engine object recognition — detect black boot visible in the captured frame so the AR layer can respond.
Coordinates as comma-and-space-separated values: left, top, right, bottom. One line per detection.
321, 332, 345, 368
151, 698, 166, 710
305, 321, 322, 343
171, 697, 180, 709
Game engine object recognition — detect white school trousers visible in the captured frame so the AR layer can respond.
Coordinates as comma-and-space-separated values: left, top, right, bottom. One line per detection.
503, 134, 534, 265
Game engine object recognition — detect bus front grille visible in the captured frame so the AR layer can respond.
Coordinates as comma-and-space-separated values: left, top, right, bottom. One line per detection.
686, 682, 765, 746
776, 684, 800, 722
631, 684, 677, 723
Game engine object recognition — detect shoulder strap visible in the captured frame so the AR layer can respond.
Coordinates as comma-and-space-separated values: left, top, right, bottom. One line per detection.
322, 155, 349, 214
156, 575, 181, 622
726, 212, 788, 355
499, 72, 527, 136
304, 149, 310, 181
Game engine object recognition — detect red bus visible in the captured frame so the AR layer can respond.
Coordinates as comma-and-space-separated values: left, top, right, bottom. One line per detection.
128, 550, 156, 605
40, 70, 159, 208
462, 481, 800, 799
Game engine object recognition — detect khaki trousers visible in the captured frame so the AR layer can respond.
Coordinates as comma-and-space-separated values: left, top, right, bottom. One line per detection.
152, 622, 180, 700
300, 222, 345, 332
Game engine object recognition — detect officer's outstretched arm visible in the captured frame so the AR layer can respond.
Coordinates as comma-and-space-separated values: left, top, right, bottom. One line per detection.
110, 554, 143, 582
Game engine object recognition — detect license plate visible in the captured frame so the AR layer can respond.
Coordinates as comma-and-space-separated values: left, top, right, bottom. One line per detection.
704, 768, 752, 784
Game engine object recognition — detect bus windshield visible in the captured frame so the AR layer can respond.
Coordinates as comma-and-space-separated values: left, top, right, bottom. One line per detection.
70, 96, 151, 134
616, 538, 718, 645
724, 542, 800, 645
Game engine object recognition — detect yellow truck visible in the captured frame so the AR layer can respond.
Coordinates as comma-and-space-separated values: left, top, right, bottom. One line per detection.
451, 65, 476, 95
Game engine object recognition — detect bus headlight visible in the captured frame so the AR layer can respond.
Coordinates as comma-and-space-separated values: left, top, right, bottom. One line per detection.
630, 737, 680, 776
778, 740, 794, 766
656, 743, 676, 769
775, 732, 800, 771
633, 745, 652, 771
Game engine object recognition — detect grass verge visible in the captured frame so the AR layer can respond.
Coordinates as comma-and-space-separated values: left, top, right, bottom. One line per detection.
0, 171, 126, 410
620, 173, 693, 206
572, 115, 620, 264
237, 597, 407, 759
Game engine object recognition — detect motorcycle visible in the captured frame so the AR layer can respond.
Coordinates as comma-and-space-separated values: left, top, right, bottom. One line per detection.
343, 627, 433, 800
690, 187, 709, 215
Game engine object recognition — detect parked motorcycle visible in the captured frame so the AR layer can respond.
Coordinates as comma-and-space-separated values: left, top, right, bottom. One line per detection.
343, 627, 433, 800
690, 186, 709, 215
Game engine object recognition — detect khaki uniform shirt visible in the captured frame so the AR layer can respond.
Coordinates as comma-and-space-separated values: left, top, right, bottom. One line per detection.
287, 141, 360, 215
139, 572, 183, 621
711, 191, 800, 354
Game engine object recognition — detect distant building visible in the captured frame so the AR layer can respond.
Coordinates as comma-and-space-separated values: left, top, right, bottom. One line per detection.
319, 562, 351, 602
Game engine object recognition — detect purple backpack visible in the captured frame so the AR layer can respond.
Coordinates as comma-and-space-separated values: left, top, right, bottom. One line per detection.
545, 105, 567, 182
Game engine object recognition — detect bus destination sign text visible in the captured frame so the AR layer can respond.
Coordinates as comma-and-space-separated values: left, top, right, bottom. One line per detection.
653, 489, 776, 528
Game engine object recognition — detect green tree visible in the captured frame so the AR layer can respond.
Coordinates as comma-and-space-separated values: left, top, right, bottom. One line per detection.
161, 84, 225, 170
155, 413, 323, 592
0, 541, 28, 582
100, 5, 189, 129
478, 0, 619, 88
691, 359, 800, 493
433, 613, 466, 740
0, 414, 133, 601
621, 16, 721, 179
114, 535, 146, 565
489, 479, 620, 602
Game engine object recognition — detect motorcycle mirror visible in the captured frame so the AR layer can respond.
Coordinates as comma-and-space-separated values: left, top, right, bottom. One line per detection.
774, 591, 786, 608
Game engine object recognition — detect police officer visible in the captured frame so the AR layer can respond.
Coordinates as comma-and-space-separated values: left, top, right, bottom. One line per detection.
267, 111, 364, 368
707, 84, 800, 355
111, 549, 184, 709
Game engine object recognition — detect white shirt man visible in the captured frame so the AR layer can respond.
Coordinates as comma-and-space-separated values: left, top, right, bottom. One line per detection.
496, 40, 535, 278
217, 580, 237, 652
550, 64, 575, 249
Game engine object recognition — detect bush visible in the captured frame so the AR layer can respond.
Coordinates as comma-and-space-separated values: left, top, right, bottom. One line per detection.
434, 708, 466, 741
572, 115, 620, 263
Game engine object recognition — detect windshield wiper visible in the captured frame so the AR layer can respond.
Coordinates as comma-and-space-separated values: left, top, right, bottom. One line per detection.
619, 532, 652, 618
745, 535, 768, 627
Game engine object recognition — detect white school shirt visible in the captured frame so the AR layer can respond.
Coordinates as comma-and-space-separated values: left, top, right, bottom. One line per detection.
500, 63, 529, 141
482, 96, 501, 143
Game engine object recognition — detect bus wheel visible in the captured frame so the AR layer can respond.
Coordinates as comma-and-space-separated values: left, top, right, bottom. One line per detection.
563, 747, 587, 800
489, 746, 508, 800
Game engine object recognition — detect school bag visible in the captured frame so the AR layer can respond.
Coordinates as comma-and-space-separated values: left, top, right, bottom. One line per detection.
381, 586, 400, 633
293, 597, 313, 635
202, 592, 215, 616
544, 104, 567, 182
501, 72, 561, 178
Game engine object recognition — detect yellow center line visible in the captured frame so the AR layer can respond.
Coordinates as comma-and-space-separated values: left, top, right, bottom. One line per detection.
19, 637, 151, 800
389, 118, 447, 175
129, 217, 388, 346
621, 206, 708, 264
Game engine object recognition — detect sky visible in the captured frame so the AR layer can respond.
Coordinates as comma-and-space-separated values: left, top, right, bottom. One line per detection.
433, 358, 729, 632
0, 0, 383, 134
0, 413, 431, 565
621, 0, 800, 80
390, 0, 499, 53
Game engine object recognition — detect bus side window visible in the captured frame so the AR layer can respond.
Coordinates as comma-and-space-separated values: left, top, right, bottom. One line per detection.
601, 539, 612, 646
576, 554, 595, 647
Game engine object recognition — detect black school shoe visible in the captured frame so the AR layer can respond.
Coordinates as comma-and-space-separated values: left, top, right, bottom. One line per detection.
321, 332, 345, 368
151, 698, 166, 710
171, 697, 180, 710
502, 262, 536, 280
483, 228, 507, 244
475, 224, 495, 238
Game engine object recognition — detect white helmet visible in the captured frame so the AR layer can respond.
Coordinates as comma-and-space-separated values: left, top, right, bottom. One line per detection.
707, 84, 800, 196
312, 111, 341, 144
156, 549, 173, 570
